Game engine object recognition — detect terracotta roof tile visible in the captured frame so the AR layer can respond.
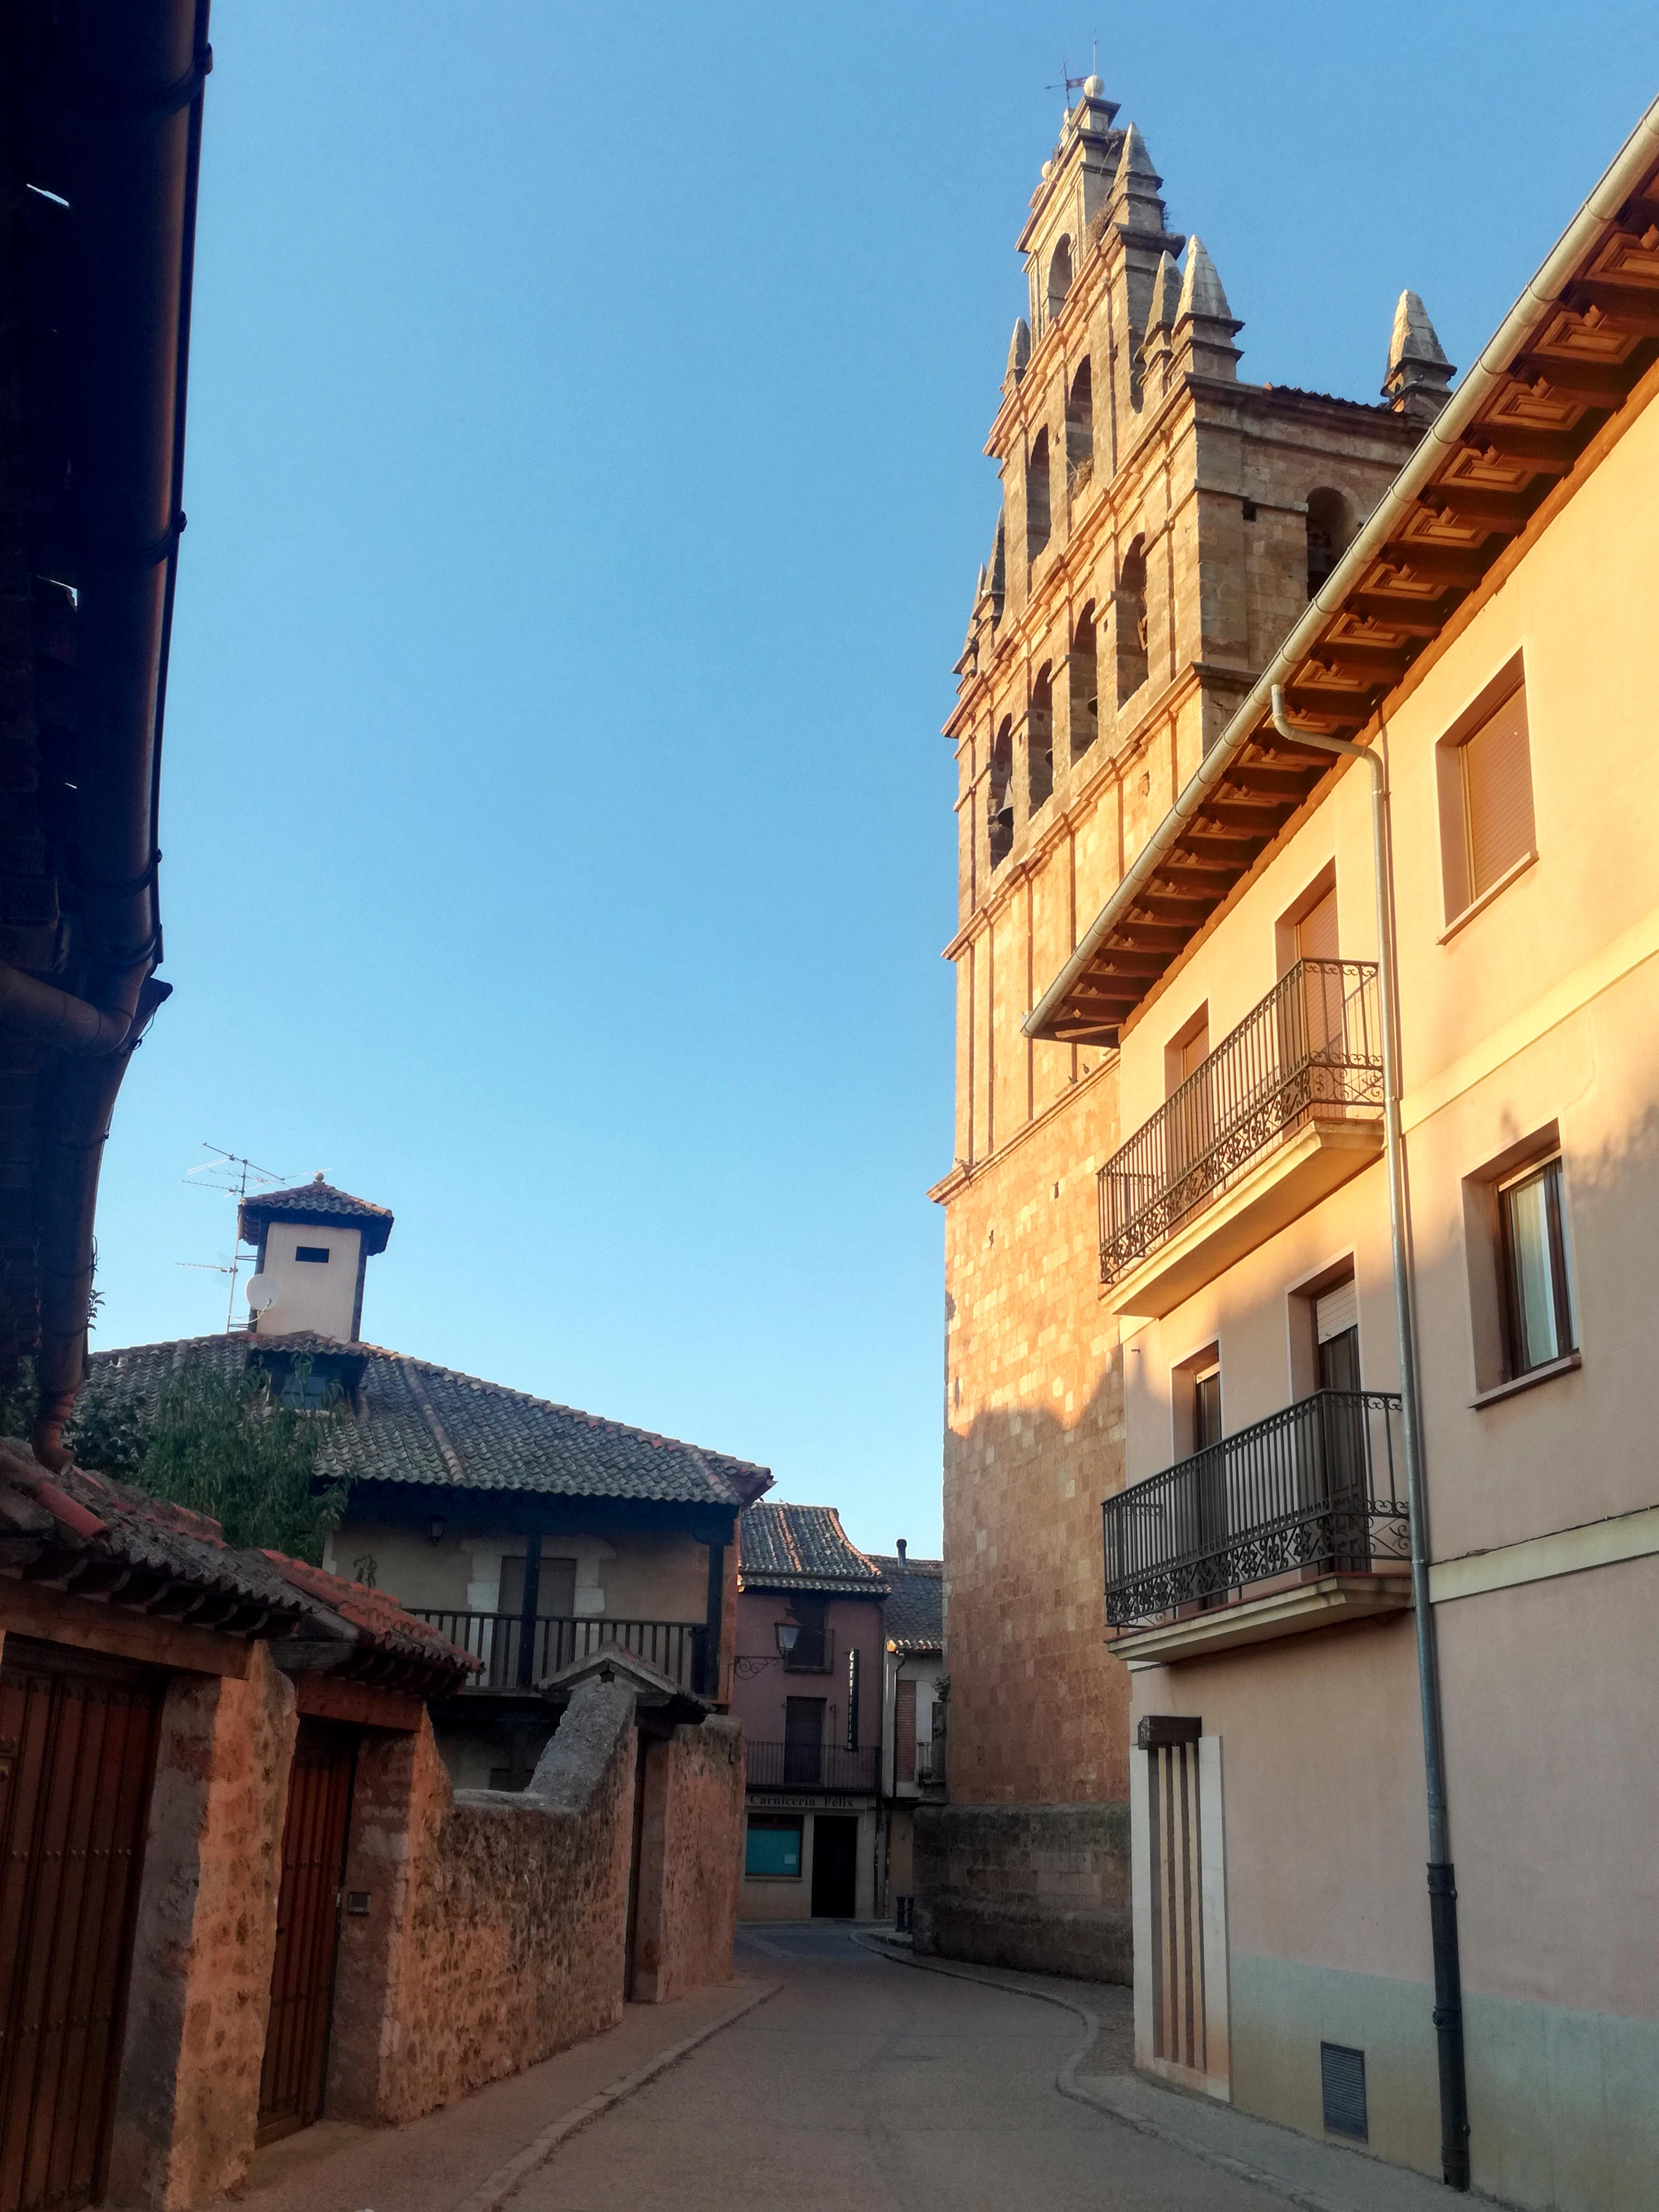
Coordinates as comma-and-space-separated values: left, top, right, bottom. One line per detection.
867, 1554, 943, 1650
239, 1179, 395, 1254
739, 1503, 888, 1595
80, 1332, 773, 1512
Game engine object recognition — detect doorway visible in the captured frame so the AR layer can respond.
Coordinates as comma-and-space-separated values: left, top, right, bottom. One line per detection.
0, 1638, 164, 2212
256, 1721, 357, 2144
810, 1815, 858, 1918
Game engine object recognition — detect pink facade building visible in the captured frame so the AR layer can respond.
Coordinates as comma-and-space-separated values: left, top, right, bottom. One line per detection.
731, 1505, 889, 1920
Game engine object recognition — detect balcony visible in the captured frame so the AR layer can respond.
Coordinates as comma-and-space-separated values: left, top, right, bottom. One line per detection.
1102, 1389, 1411, 1662
745, 1742, 880, 1794
1099, 960, 1385, 1318
409, 1611, 706, 1694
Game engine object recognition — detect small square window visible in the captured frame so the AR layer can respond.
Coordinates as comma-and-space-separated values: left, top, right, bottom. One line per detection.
1498, 1155, 1577, 1378
745, 1815, 803, 1879
295, 1245, 330, 1264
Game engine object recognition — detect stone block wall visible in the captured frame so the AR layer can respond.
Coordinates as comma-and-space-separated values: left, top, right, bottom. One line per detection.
913, 1800, 1132, 1983
942, 1068, 1129, 1809
631, 1717, 744, 2003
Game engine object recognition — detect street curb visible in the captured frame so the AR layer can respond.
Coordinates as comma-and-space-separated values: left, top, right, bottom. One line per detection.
852, 1934, 1427, 2212
449, 1977, 782, 2212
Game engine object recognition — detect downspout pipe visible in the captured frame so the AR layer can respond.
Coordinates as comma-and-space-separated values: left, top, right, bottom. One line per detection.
1025, 91, 1659, 1046
1269, 686, 1468, 2191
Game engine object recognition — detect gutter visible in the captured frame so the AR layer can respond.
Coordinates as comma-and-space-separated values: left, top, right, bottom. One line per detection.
22, 0, 213, 1462
1025, 89, 1659, 1045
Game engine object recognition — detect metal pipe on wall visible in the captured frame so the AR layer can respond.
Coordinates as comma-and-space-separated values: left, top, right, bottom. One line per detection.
1269, 685, 1468, 2190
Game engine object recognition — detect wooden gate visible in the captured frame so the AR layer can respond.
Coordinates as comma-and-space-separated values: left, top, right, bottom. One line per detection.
0, 1637, 164, 2212
1148, 1735, 1206, 2073
256, 1721, 356, 2145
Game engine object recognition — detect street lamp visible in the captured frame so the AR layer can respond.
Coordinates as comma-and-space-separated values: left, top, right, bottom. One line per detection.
775, 1620, 799, 1658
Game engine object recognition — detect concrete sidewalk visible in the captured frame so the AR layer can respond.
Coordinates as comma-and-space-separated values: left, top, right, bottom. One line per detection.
865, 1939, 1480, 2212
205, 1976, 776, 2212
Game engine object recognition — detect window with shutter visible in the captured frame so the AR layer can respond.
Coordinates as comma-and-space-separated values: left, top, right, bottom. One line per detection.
1439, 669, 1536, 920
1463, 686, 1535, 899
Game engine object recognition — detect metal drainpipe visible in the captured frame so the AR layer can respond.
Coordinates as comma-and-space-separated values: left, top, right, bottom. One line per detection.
1270, 687, 1468, 2190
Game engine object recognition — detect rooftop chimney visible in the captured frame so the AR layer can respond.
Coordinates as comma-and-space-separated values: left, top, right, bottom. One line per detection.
896, 1538, 908, 1563
238, 1174, 394, 1343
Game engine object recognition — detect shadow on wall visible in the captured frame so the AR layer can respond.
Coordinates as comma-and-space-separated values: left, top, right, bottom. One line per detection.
927, 1344, 1133, 1984
943, 1353, 1127, 1805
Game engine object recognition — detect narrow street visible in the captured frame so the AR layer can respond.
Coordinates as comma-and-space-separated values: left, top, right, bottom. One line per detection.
507, 1926, 1279, 2212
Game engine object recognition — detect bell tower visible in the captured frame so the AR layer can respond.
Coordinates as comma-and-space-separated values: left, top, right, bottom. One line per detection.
926, 77, 1448, 1975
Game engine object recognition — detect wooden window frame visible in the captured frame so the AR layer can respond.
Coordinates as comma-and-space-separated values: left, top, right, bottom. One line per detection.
1496, 1151, 1577, 1382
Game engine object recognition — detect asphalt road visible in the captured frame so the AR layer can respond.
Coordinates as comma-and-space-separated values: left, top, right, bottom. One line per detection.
508, 1923, 1284, 2212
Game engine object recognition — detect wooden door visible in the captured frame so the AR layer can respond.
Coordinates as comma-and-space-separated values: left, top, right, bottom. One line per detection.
0, 1637, 163, 2212
257, 1722, 356, 2145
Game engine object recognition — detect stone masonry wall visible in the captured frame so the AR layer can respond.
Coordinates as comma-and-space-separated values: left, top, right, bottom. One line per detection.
107, 1643, 297, 2209
328, 1677, 638, 2125
943, 1062, 1128, 1808
913, 1800, 1132, 1982
631, 1717, 744, 2004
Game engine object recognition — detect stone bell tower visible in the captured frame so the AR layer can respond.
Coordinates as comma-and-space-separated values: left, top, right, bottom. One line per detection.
921, 78, 1447, 1976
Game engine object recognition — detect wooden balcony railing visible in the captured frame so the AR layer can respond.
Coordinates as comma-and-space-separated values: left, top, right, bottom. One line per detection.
1098, 959, 1383, 1287
745, 1742, 880, 1792
1101, 1389, 1409, 1628
408, 1611, 706, 1694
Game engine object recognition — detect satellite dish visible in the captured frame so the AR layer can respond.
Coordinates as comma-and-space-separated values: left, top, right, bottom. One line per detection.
246, 1275, 278, 1313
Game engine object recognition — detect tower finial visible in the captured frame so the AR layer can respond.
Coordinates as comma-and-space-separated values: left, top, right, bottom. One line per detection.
1384, 290, 1455, 422
1004, 317, 1031, 392
1177, 237, 1235, 325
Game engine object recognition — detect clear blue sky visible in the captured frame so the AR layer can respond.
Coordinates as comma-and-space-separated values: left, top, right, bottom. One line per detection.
93, 3, 1656, 1556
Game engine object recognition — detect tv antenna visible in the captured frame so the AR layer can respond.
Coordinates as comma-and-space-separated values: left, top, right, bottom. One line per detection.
182, 1143, 286, 1330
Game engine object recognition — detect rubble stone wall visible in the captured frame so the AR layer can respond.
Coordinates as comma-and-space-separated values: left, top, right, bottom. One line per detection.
329, 1677, 637, 2124
913, 1799, 1132, 1983
631, 1716, 744, 2004
328, 1682, 744, 2125
107, 1642, 297, 2209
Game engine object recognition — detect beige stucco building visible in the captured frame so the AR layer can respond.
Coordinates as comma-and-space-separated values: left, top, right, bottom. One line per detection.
84, 1179, 772, 1790
1025, 96, 1659, 2212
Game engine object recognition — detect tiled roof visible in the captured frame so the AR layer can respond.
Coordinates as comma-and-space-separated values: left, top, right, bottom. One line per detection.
80, 1332, 773, 1512
867, 1554, 943, 1652
0, 1436, 473, 1685
738, 1503, 888, 1596
240, 1178, 396, 1254
265, 1554, 477, 1671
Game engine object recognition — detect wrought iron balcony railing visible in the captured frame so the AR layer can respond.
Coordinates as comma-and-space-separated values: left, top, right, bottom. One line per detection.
1098, 958, 1384, 1287
745, 1742, 881, 1792
408, 1611, 706, 1694
1101, 1389, 1409, 1627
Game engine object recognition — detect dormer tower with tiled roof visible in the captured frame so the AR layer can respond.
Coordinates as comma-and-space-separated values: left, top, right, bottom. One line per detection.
239, 1174, 395, 1343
